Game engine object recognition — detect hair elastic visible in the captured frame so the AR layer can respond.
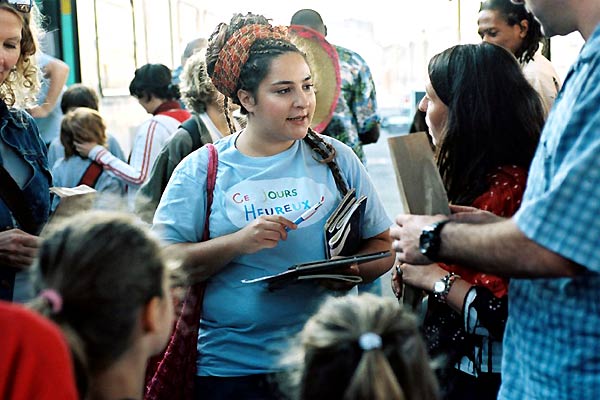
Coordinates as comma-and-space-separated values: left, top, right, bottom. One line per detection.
359, 332, 382, 351
39, 289, 63, 314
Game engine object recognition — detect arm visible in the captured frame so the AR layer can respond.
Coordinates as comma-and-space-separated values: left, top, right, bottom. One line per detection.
76, 143, 146, 187
28, 58, 69, 118
391, 215, 582, 278
357, 229, 394, 282
169, 215, 296, 282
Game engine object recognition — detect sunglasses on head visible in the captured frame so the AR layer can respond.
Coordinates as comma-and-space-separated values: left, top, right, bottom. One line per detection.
1, 0, 32, 13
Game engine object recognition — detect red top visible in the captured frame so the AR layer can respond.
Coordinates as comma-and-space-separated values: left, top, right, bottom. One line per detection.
0, 301, 78, 400
153, 100, 190, 123
442, 165, 527, 298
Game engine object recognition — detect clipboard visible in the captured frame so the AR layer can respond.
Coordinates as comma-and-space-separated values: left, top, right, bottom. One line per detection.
241, 250, 390, 290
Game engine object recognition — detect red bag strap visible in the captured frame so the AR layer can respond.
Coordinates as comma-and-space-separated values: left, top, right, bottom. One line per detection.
203, 143, 217, 241
145, 143, 218, 400
78, 161, 103, 188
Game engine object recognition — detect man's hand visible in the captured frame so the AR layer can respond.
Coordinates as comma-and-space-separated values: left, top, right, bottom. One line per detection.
0, 229, 40, 269
390, 214, 447, 265
449, 205, 503, 224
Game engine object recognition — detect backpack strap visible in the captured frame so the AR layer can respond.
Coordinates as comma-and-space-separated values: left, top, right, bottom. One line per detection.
78, 161, 103, 188
180, 116, 202, 151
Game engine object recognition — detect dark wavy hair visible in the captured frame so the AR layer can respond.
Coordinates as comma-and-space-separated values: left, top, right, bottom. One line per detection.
479, 0, 544, 63
429, 42, 544, 204
129, 63, 180, 101
205, 12, 344, 187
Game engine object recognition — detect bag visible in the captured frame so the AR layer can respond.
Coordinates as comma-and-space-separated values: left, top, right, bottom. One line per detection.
144, 143, 218, 400
358, 126, 380, 145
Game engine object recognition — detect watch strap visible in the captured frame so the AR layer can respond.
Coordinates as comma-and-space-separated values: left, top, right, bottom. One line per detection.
434, 272, 460, 302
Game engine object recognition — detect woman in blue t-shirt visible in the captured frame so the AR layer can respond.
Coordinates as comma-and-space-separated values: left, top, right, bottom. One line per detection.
151, 12, 394, 400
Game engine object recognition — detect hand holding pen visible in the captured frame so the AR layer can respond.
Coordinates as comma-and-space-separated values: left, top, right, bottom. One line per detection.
285, 196, 325, 232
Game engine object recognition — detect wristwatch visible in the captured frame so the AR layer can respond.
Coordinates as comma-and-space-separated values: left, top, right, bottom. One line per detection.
433, 272, 460, 302
419, 219, 450, 261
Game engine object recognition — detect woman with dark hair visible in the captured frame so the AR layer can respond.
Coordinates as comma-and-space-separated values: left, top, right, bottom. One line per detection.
392, 42, 545, 400
75, 63, 190, 209
151, 12, 393, 399
478, 0, 561, 114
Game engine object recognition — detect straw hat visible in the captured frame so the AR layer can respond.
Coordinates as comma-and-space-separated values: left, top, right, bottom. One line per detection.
289, 25, 341, 133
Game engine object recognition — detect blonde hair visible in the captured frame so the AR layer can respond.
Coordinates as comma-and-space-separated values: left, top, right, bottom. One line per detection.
0, 4, 41, 108
60, 108, 107, 158
292, 294, 439, 400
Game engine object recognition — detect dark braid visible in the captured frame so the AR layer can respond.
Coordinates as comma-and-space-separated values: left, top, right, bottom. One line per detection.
223, 97, 236, 134
303, 129, 348, 195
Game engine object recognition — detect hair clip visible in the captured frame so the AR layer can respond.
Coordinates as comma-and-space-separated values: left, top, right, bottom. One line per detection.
359, 332, 382, 351
39, 289, 63, 314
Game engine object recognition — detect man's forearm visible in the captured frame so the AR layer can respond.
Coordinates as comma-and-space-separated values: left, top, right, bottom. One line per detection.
440, 219, 582, 278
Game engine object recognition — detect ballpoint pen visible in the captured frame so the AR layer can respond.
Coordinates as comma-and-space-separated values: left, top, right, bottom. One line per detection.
285, 196, 325, 231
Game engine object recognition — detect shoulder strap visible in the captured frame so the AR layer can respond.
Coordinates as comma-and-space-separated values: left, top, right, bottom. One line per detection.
0, 164, 37, 234
203, 143, 218, 241
181, 116, 203, 151
78, 161, 103, 188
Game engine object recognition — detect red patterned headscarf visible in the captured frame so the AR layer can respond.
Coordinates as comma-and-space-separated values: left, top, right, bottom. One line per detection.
211, 24, 289, 98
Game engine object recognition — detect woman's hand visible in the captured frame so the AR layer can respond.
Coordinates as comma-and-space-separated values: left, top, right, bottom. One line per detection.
0, 229, 39, 269
233, 215, 296, 255
319, 263, 360, 291
74, 140, 98, 158
398, 262, 447, 292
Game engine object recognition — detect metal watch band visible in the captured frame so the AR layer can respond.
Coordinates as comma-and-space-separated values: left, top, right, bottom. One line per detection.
434, 272, 460, 302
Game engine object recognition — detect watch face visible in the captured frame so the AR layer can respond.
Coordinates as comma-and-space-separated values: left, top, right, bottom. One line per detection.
434, 280, 446, 293
419, 229, 435, 254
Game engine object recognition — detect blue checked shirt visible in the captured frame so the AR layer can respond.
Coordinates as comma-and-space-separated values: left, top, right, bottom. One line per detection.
501, 24, 600, 400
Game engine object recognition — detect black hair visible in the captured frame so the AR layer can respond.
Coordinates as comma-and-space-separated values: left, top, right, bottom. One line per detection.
129, 63, 180, 101
479, 0, 544, 63
429, 42, 544, 204
60, 84, 100, 113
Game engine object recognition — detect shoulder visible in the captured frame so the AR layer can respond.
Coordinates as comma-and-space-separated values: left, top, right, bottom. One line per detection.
0, 302, 68, 352
473, 165, 528, 217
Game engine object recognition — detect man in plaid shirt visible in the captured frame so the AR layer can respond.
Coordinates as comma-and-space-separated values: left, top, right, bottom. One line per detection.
390, 0, 600, 398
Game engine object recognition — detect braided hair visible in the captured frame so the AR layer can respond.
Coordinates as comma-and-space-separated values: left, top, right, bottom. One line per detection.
480, 0, 544, 63
205, 13, 345, 183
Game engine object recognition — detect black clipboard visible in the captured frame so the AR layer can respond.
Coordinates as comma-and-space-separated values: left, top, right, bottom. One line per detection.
241, 250, 390, 290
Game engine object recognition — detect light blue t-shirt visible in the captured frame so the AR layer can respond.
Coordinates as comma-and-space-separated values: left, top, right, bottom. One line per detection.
51, 155, 125, 211
153, 132, 391, 376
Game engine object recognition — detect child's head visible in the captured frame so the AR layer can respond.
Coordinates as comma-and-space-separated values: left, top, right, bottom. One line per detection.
294, 294, 439, 400
60, 107, 107, 158
129, 63, 179, 102
60, 84, 100, 114
205, 12, 304, 114
32, 211, 174, 391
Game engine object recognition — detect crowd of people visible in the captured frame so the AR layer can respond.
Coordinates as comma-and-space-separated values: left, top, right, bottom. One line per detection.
1, 0, 599, 399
